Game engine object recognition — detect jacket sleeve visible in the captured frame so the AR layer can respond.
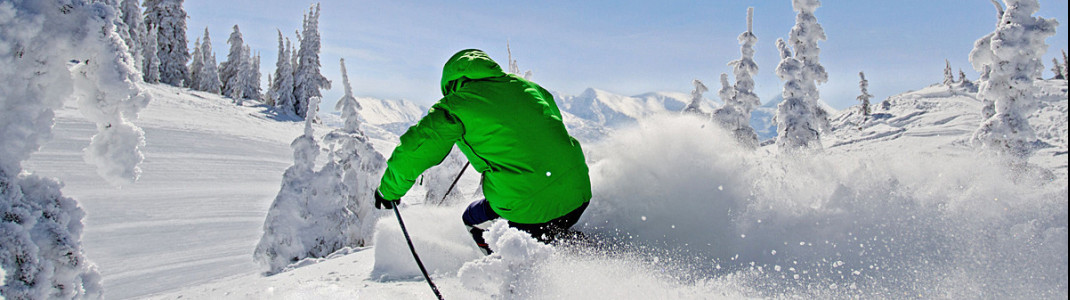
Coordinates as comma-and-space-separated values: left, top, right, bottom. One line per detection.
378, 105, 464, 200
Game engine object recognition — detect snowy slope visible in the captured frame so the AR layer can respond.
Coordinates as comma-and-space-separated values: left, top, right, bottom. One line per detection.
25, 79, 1069, 299
23, 84, 394, 299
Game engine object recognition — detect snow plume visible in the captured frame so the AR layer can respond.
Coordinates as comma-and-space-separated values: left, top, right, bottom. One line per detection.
458, 220, 554, 298
256, 95, 386, 274
970, 0, 1058, 158
0, 1, 150, 298
578, 114, 1066, 298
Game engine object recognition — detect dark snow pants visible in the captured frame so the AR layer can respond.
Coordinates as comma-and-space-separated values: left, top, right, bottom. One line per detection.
462, 198, 589, 253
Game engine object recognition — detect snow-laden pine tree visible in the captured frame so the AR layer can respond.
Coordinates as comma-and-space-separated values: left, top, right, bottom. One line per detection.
188, 37, 203, 90
242, 51, 262, 101
1053, 58, 1066, 80
120, 0, 145, 74
143, 25, 161, 83
970, 0, 1058, 158
2, 1, 152, 297
325, 58, 386, 240
857, 71, 872, 117
712, 7, 761, 148
221, 25, 245, 99
271, 30, 297, 116
293, 3, 332, 118
774, 38, 821, 151
682, 79, 708, 115
1062, 49, 1068, 81
232, 46, 256, 105
943, 59, 955, 86
506, 41, 533, 80
971, 0, 1006, 120
253, 96, 323, 274
145, 0, 189, 87
775, 0, 828, 152
197, 28, 222, 94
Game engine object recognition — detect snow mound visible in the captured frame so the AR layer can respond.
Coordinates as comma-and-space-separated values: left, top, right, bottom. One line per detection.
457, 220, 554, 297
370, 205, 482, 281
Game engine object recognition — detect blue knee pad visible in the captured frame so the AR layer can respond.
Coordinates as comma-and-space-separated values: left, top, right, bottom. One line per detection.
461, 198, 499, 226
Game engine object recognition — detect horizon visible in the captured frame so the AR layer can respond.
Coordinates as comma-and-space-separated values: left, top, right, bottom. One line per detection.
185, 0, 1069, 112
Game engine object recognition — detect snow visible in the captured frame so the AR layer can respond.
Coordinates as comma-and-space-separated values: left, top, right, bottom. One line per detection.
13, 58, 1069, 299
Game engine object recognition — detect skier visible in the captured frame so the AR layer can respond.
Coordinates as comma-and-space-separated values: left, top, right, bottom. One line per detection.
374, 49, 592, 255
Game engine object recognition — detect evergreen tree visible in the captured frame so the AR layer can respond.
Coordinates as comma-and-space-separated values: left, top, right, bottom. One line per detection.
293, 3, 332, 118
714, 7, 762, 148
271, 30, 297, 116
857, 71, 872, 117
145, 0, 189, 86
971, 0, 1058, 158
188, 37, 203, 89
197, 28, 222, 94
1051, 58, 1065, 80
1062, 49, 1068, 81
775, 0, 828, 152
681, 79, 708, 115
143, 25, 161, 83
221, 25, 245, 99
120, 0, 145, 73
970, 0, 1005, 120
1, 1, 152, 297
943, 59, 955, 85
243, 50, 262, 101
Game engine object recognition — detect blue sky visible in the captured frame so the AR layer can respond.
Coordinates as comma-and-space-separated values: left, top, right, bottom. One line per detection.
185, 0, 1069, 111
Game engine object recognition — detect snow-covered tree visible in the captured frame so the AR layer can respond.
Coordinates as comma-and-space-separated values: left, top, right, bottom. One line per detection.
326, 58, 386, 239
1053, 58, 1066, 80
221, 25, 245, 99
971, 0, 1006, 120
774, 38, 822, 151
188, 37, 203, 89
970, 0, 1058, 158
712, 7, 762, 148
196, 28, 222, 94
271, 30, 297, 115
681, 79, 708, 115
1062, 49, 1068, 80
2, 1, 153, 297
145, 0, 189, 87
857, 71, 872, 117
254, 88, 383, 274
120, 0, 145, 74
507, 41, 533, 80
253, 97, 323, 274
293, 3, 332, 118
242, 50, 262, 101
143, 25, 161, 83
943, 59, 955, 85
774, 0, 828, 152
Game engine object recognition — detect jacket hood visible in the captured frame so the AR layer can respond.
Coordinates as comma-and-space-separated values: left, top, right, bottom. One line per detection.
440, 49, 506, 96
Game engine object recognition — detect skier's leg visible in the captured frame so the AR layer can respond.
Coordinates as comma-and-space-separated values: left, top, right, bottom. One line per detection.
509, 201, 590, 243
462, 198, 498, 255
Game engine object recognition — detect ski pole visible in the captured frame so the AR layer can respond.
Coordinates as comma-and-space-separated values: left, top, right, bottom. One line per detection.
441, 161, 471, 202
392, 204, 445, 300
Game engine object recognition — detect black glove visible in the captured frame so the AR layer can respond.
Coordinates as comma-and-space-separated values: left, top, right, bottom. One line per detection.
374, 189, 399, 210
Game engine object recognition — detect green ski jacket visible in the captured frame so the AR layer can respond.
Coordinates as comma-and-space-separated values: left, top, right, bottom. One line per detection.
378, 49, 592, 224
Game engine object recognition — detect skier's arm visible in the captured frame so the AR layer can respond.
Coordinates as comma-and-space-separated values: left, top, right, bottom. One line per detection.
378, 105, 464, 200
